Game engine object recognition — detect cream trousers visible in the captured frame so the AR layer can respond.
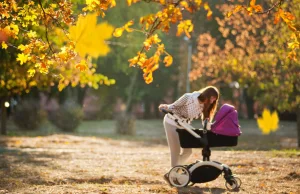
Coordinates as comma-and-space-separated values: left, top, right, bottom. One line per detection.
163, 115, 192, 167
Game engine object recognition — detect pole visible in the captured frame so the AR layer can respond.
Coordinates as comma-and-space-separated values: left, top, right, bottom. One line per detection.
186, 42, 192, 93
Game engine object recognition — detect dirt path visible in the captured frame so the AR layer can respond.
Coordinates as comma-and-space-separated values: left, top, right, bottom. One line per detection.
0, 135, 299, 194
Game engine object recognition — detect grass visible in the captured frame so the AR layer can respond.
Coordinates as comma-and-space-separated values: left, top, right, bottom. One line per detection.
5, 118, 297, 150
0, 119, 299, 193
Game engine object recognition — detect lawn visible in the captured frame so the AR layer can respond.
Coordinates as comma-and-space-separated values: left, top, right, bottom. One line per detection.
0, 119, 299, 193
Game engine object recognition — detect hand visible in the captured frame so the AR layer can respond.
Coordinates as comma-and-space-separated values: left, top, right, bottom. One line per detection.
206, 121, 212, 130
158, 104, 168, 112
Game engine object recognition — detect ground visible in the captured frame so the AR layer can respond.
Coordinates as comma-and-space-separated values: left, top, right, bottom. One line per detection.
0, 119, 299, 193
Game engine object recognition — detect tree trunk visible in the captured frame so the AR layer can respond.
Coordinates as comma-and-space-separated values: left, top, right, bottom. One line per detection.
1, 98, 7, 135
115, 112, 136, 135
244, 88, 254, 119
115, 70, 138, 135
143, 95, 152, 119
297, 108, 300, 148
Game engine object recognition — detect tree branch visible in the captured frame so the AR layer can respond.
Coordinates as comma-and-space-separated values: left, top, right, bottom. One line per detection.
255, 0, 285, 14
38, 0, 55, 54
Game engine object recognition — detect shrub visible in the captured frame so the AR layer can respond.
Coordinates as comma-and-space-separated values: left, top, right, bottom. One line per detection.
49, 101, 83, 132
13, 100, 46, 131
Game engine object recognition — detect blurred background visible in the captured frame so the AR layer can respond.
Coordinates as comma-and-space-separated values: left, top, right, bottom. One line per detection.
0, 0, 298, 150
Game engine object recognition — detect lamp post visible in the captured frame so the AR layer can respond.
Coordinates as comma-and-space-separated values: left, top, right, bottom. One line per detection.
184, 36, 192, 93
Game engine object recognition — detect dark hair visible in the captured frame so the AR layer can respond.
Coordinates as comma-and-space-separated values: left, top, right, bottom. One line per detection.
198, 86, 219, 121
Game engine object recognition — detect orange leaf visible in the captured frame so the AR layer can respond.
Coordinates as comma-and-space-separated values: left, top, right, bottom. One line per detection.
285, 12, 295, 21
287, 23, 297, 32
274, 10, 281, 24
250, 0, 256, 6
75, 60, 88, 71
252, 5, 263, 12
233, 5, 243, 13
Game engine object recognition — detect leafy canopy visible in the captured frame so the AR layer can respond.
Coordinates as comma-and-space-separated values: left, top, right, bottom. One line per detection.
0, 0, 298, 87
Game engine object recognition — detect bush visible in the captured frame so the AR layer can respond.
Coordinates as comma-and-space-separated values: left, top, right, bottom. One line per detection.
13, 100, 46, 131
49, 101, 83, 132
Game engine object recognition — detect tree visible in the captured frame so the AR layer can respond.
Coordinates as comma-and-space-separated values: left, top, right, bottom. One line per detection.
1, 0, 298, 84
190, 2, 300, 146
0, 2, 115, 134
0, 0, 298, 135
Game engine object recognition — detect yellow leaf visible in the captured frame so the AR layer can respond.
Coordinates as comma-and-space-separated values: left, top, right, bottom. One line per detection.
257, 108, 279, 135
113, 27, 124, 37
247, 7, 253, 15
18, 44, 26, 51
288, 41, 299, 49
124, 20, 134, 32
207, 10, 213, 20
152, 34, 161, 44
127, 0, 132, 6
27, 30, 37, 38
144, 72, 153, 84
1, 41, 8, 49
16, 53, 31, 65
270, 111, 279, 132
27, 69, 35, 77
203, 2, 209, 10
226, 11, 233, 18
58, 74, 66, 91
69, 13, 114, 58
163, 55, 173, 67
109, 79, 116, 85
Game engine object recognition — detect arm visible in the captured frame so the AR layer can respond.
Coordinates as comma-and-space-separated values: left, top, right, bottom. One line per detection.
158, 93, 188, 112
167, 93, 188, 111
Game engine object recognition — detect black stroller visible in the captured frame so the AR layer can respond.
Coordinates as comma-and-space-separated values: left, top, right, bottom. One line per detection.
162, 104, 242, 191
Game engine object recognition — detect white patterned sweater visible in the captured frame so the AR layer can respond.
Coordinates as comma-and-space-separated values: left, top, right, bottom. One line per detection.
165, 91, 204, 127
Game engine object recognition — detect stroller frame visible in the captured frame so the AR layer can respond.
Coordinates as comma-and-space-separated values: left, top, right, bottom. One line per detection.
162, 109, 241, 190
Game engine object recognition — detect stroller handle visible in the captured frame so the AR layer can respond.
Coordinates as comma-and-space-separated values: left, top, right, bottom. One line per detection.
161, 108, 202, 139
161, 108, 173, 115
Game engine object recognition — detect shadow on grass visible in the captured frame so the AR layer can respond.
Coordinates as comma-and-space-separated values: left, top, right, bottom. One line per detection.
176, 186, 228, 194
47, 176, 162, 185
0, 147, 71, 191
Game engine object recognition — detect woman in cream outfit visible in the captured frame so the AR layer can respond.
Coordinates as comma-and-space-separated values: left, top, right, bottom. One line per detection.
159, 86, 219, 184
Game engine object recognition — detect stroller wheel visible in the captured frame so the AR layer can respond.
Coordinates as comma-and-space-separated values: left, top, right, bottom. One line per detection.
168, 165, 191, 188
233, 177, 242, 188
225, 177, 241, 191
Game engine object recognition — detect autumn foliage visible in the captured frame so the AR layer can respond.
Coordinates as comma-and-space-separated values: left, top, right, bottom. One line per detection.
0, 0, 298, 87
0, 0, 115, 97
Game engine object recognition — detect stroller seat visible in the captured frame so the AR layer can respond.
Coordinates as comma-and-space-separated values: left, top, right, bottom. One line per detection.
176, 129, 238, 148
177, 103, 241, 149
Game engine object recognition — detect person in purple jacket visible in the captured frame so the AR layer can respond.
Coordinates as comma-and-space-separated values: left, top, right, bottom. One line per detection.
159, 86, 219, 182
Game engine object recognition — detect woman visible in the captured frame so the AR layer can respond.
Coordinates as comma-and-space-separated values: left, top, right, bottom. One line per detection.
159, 86, 219, 183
